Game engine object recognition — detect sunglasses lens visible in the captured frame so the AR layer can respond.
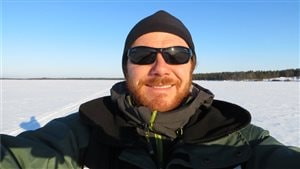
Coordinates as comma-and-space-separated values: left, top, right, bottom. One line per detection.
163, 47, 192, 64
128, 47, 156, 65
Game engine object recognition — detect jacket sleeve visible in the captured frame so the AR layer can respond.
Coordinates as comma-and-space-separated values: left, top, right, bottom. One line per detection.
241, 124, 300, 169
0, 113, 90, 169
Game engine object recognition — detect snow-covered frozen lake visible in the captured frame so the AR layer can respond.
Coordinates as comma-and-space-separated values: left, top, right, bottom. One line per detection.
1, 80, 299, 147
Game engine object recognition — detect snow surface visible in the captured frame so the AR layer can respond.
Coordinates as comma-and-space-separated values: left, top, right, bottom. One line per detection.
1, 80, 299, 147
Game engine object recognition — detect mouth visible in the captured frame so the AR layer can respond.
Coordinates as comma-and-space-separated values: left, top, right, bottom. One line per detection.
146, 84, 174, 89
152, 85, 172, 89
143, 77, 177, 91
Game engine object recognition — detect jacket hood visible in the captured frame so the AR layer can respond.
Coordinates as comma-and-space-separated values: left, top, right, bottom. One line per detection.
110, 81, 214, 138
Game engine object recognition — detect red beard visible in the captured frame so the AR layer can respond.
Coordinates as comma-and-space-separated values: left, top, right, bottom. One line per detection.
127, 76, 191, 112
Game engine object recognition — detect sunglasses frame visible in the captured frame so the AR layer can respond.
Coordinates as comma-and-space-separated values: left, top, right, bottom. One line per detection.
127, 46, 193, 65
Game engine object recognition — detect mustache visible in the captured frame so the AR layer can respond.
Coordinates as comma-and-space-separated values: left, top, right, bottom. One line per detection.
141, 77, 178, 86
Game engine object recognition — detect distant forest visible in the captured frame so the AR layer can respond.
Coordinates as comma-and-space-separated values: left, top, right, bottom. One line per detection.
1, 69, 299, 81
193, 68, 299, 81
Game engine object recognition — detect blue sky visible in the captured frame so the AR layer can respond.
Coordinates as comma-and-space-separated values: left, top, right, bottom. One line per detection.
1, 0, 299, 78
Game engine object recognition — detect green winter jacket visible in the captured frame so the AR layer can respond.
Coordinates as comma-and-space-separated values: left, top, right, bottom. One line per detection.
1, 82, 300, 169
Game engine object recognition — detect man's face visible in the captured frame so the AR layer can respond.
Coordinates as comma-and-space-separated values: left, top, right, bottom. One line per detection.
126, 32, 193, 112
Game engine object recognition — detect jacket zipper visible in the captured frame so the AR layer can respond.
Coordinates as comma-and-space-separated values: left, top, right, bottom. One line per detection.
154, 133, 163, 169
145, 110, 164, 169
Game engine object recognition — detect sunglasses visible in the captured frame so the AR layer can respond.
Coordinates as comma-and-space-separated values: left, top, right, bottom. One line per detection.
127, 46, 193, 65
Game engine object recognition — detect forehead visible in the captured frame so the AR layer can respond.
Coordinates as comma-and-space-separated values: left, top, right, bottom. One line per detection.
131, 32, 189, 48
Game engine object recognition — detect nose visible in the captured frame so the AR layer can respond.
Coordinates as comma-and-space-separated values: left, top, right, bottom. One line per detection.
149, 53, 171, 76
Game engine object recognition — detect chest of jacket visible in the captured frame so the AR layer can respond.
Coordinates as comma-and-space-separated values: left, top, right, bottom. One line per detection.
82, 127, 251, 169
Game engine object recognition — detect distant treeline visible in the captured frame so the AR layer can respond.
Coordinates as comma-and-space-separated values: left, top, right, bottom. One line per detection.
193, 68, 300, 81
2, 69, 299, 81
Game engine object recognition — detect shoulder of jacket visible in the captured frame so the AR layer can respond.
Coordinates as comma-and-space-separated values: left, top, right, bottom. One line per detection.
23, 113, 91, 148
239, 125, 300, 168
238, 124, 270, 147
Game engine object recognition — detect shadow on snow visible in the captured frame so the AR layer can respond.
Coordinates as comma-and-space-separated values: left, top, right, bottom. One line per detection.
19, 116, 41, 131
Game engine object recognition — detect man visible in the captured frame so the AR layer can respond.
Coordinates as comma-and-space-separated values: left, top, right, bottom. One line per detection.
1, 10, 299, 169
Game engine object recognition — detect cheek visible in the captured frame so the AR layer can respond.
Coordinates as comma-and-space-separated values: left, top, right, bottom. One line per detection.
126, 64, 147, 82
174, 64, 193, 78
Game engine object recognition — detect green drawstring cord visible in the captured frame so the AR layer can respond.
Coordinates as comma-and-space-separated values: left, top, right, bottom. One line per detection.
149, 110, 158, 130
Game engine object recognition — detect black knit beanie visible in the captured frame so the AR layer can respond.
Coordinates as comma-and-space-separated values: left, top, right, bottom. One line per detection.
122, 10, 196, 76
